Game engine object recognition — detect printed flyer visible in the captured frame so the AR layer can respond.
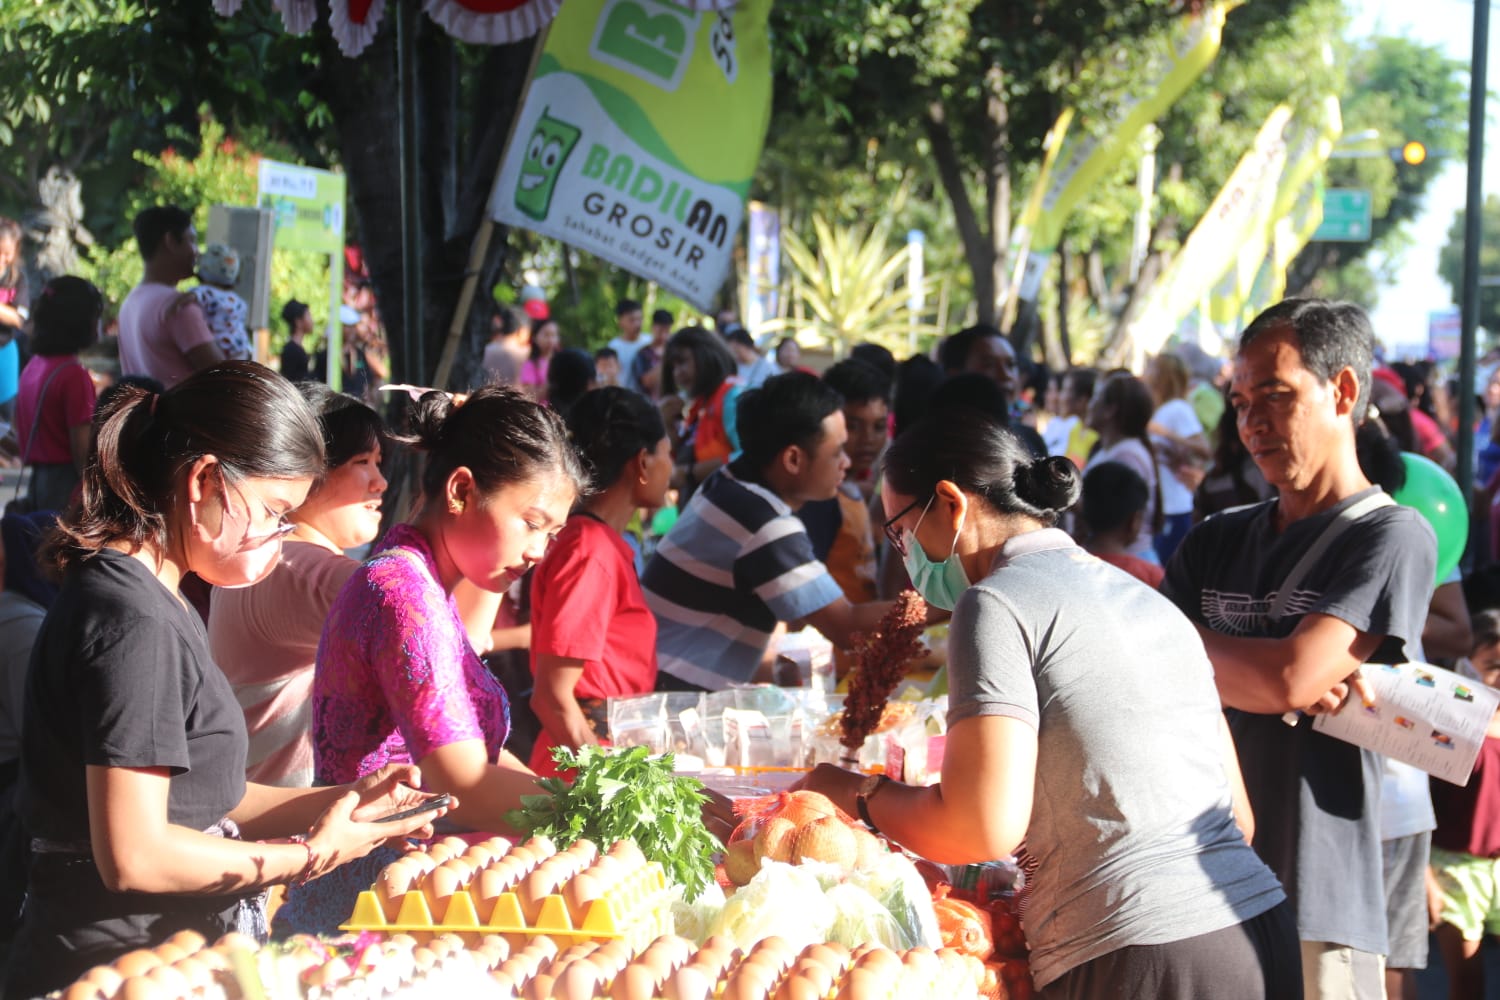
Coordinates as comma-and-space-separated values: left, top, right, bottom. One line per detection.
1309, 661, 1499, 786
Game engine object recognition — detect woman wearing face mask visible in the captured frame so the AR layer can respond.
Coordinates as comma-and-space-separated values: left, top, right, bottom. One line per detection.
797, 416, 1296, 999
528, 387, 673, 778
5, 364, 445, 999
208, 384, 390, 787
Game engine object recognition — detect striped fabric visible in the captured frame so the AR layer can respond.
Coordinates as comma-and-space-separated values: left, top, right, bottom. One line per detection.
642, 468, 843, 690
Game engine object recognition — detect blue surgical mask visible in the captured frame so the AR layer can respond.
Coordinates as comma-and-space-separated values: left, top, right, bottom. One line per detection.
901, 495, 970, 611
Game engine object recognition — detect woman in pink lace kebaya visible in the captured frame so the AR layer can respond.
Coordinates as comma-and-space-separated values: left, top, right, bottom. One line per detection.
312, 386, 586, 829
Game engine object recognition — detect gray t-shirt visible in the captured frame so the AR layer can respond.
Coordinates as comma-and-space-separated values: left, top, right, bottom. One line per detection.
1161, 488, 1435, 955
950, 528, 1284, 988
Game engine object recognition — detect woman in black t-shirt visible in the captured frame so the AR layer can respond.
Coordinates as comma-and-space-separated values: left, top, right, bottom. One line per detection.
5, 362, 451, 998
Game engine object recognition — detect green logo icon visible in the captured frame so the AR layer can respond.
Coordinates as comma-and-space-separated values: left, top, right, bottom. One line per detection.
515, 109, 583, 221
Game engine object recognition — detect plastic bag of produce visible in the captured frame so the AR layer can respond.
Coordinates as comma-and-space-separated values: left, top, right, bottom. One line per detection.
707, 860, 836, 952
844, 851, 943, 950
824, 882, 905, 951
669, 880, 726, 945
723, 789, 886, 885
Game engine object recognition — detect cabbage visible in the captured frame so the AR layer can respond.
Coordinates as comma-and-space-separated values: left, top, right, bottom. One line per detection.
824, 883, 905, 951
708, 860, 836, 952
844, 852, 943, 949
670, 881, 726, 944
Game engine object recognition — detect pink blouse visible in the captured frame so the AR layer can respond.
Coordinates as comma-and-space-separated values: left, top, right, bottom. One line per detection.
311, 524, 510, 783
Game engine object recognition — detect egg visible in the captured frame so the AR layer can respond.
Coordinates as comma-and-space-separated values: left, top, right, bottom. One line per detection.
610, 963, 660, 1000
490, 968, 518, 994
777, 975, 827, 1000
149, 943, 189, 966
424, 843, 457, 866
689, 947, 732, 980
517, 868, 558, 922
423, 864, 465, 918
482, 835, 514, 855
507, 844, 540, 867
192, 948, 230, 973
790, 962, 835, 997
606, 841, 645, 868
586, 855, 623, 892
564, 838, 599, 865
853, 947, 903, 980
552, 960, 601, 1000
562, 871, 603, 924
498, 956, 533, 985
412, 947, 438, 973
476, 866, 511, 905
115, 975, 163, 1000
837, 967, 892, 1000
721, 970, 775, 1000
663, 964, 716, 1000
593, 938, 634, 976
900, 947, 940, 981
82, 965, 126, 993
407, 851, 440, 875
145, 965, 187, 995
163, 929, 207, 954
172, 956, 213, 991
113, 950, 164, 978
522, 835, 557, 857
523, 971, 556, 1000
60, 983, 107, 1000
802, 943, 848, 975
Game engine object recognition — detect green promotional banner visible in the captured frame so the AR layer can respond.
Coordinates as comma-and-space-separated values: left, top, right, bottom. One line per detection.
1133, 95, 1339, 357
491, 0, 773, 311
257, 159, 347, 254
1008, 0, 1238, 313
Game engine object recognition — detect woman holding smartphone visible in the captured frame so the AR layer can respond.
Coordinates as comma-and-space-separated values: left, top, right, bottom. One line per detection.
6, 363, 446, 998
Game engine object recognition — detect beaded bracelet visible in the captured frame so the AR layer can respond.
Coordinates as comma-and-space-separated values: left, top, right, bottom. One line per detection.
289, 835, 317, 886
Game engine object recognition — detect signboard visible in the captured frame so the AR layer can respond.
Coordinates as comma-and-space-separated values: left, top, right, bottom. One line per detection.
257, 160, 347, 253
256, 158, 348, 389
491, 0, 773, 311
1429, 307, 1461, 361
745, 201, 780, 335
1312, 188, 1372, 242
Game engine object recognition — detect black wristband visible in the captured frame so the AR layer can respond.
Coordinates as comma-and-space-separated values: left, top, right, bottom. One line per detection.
856, 791, 881, 834
856, 774, 890, 834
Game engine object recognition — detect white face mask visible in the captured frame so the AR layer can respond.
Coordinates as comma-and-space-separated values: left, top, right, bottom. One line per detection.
900, 495, 971, 612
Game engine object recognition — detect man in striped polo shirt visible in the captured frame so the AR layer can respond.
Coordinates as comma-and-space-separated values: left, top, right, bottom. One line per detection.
643, 372, 902, 690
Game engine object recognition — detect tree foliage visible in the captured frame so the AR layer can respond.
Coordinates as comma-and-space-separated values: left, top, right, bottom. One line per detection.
1439, 195, 1500, 340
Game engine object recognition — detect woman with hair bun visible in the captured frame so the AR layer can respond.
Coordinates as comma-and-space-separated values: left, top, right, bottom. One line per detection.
313, 384, 587, 826
796, 415, 1297, 998
6, 362, 446, 998
528, 386, 673, 777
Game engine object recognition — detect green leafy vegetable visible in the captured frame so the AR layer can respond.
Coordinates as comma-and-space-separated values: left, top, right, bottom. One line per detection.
505, 745, 720, 900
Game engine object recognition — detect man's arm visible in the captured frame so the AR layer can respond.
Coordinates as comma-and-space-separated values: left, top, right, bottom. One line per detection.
184, 341, 227, 371
795, 597, 894, 649
1198, 611, 1384, 714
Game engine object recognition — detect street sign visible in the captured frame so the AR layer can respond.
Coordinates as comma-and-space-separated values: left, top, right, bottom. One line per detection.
1313, 187, 1372, 242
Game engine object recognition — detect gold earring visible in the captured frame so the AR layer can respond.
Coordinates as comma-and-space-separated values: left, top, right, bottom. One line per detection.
450, 501, 464, 515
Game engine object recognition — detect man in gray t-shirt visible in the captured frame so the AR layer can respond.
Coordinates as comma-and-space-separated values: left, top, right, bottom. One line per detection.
1162, 299, 1436, 1000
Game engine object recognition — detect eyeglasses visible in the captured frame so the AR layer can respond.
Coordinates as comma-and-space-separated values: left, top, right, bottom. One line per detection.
223, 474, 297, 548
881, 496, 926, 557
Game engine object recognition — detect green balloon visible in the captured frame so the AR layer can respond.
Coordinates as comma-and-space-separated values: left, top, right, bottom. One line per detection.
1391, 452, 1468, 585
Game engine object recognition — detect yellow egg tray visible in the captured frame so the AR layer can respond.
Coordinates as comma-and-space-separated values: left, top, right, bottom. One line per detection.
341, 860, 672, 950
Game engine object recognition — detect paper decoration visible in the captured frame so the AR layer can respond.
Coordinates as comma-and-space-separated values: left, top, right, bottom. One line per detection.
421, 0, 561, 45
329, 0, 387, 57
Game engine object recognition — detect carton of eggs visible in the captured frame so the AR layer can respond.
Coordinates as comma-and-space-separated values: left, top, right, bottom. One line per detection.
343, 836, 672, 953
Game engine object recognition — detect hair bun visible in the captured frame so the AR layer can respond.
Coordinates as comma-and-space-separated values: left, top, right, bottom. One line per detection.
409, 390, 456, 450
1015, 454, 1082, 514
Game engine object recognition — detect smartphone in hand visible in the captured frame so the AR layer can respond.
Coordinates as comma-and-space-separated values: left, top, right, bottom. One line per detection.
375, 792, 453, 824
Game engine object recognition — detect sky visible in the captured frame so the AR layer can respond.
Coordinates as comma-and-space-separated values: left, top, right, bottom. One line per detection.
1349, 0, 1496, 358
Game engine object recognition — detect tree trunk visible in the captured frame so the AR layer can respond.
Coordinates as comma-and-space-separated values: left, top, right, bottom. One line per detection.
311, 20, 534, 390
1046, 241, 1072, 371
924, 99, 995, 327
983, 62, 1010, 323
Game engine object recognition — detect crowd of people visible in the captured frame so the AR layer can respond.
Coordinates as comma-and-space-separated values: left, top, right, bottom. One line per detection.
5, 200, 1500, 1000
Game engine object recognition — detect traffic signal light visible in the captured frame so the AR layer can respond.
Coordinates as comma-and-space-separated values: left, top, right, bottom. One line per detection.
1398, 140, 1428, 165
